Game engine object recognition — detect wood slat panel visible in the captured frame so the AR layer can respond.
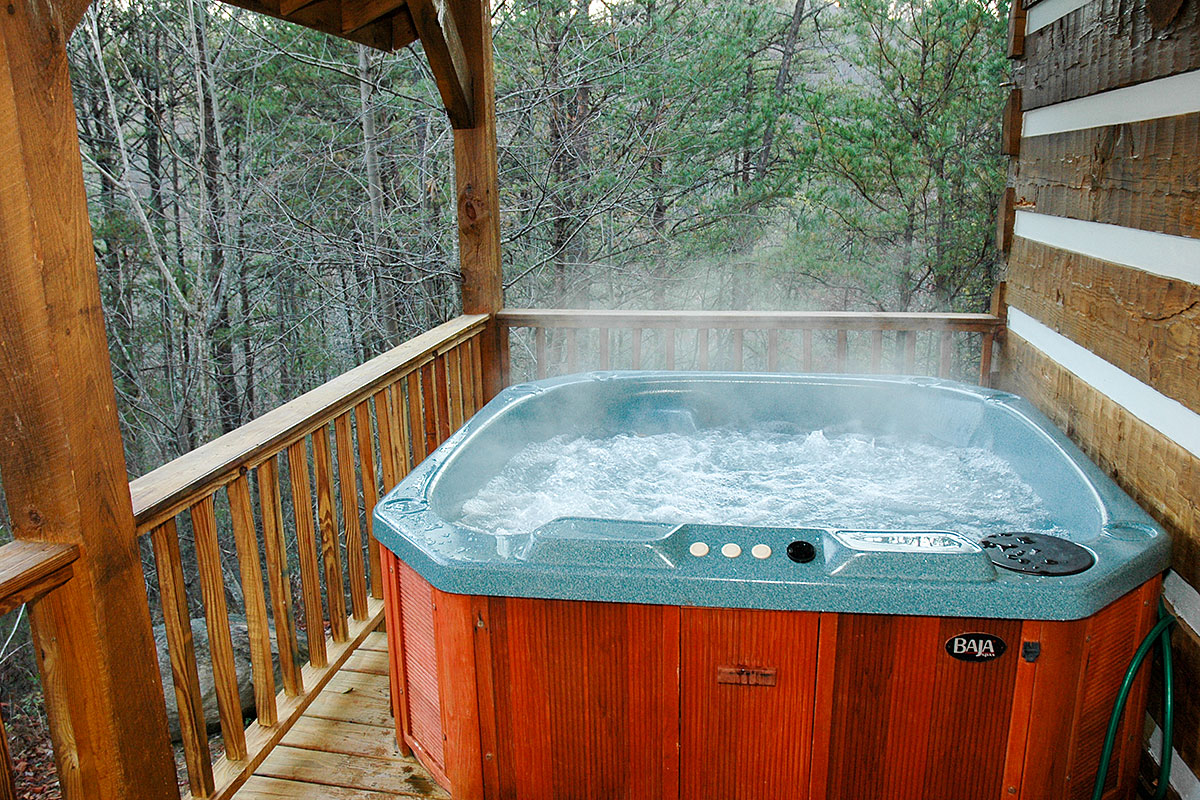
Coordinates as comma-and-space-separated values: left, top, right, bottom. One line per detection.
1015, 113, 1200, 237
1007, 237, 1200, 415
312, 426, 349, 643
353, 401, 383, 600
680, 608, 818, 800
151, 520, 215, 797
1020, 0, 1200, 110
1001, 335, 1200, 589
260, 457, 303, 696
821, 614, 1022, 798
130, 315, 487, 532
287, 441, 328, 669
334, 414, 369, 621
191, 496, 250, 761
229, 474, 278, 727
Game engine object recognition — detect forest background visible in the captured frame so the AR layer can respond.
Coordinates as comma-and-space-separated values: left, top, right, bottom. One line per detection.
0, 0, 1009, 793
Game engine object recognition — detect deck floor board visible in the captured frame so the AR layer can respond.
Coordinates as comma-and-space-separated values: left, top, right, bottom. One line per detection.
231, 647, 444, 800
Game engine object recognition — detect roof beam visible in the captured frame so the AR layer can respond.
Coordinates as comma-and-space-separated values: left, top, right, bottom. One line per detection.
342, 0, 414, 35
409, 0, 474, 128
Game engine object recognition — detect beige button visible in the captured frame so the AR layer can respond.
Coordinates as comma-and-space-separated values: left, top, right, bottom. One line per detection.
721, 542, 742, 558
751, 543, 772, 559
689, 541, 710, 557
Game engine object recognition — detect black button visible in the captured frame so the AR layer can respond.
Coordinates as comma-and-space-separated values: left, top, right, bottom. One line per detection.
786, 540, 816, 564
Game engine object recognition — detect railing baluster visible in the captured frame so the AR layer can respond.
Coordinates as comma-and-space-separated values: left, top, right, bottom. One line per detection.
447, 346, 466, 430
391, 381, 414, 476
259, 457, 302, 695
535, 327, 547, 379
836, 330, 848, 372
979, 331, 995, 387
698, 329, 709, 370
373, 388, 398, 492
732, 329, 744, 370
228, 474, 277, 727
335, 413, 369, 621
631, 329, 642, 369
768, 330, 779, 372
871, 331, 883, 373
567, 328, 579, 372
939, 330, 954, 378
905, 330, 918, 373
421, 362, 441, 452
803, 329, 813, 371
354, 401, 383, 599
0, 707, 16, 800
470, 334, 485, 405
150, 518, 215, 796
460, 342, 479, 418
433, 356, 453, 443
664, 329, 675, 369
190, 496, 249, 761
286, 440, 327, 668
407, 371, 427, 464
312, 425, 348, 643
599, 328, 610, 369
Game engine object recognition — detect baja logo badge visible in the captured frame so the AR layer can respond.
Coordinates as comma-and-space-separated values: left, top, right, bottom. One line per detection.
945, 633, 1007, 662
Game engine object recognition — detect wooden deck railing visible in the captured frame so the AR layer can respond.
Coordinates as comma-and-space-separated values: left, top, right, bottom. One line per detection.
497, 309, 1005, 386
127, 314, 488, 800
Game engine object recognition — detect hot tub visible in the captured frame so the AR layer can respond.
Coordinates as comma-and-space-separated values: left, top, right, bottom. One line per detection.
373, 372, 1170, 800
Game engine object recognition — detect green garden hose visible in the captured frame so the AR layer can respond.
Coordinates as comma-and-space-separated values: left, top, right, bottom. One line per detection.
1090, 601, 1175, 800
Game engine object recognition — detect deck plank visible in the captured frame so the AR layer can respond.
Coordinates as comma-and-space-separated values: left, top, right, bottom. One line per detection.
361, 631, 390, 652
303, 670, 393, 727
343, 647, 389, 675
256, 746, 448, 798
282, 717, 405, 761
237, 775, 406, 799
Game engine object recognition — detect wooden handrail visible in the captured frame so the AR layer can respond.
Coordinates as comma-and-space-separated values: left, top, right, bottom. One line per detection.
496, 308, 1004, 331
0, 541, 79, 618
130, 314, 488, 534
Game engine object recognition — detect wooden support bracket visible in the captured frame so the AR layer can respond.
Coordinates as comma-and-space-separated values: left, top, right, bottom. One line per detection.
409, 0, 474, 128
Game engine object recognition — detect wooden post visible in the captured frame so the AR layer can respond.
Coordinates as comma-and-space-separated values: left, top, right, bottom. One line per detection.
451, 0, 504, 401
0, 1, 178, 797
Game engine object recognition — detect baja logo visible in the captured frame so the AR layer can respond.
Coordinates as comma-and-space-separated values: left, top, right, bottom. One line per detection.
945, 633, 1007, 662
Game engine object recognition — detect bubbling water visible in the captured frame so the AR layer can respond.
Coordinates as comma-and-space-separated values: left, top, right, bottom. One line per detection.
456, 424, 1065, 540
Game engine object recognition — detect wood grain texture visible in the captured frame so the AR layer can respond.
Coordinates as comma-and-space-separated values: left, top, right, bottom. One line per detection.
482, 597, 680, 800
1002, 88, 1022, 156
1007, 237, 1200, 416
820, 614, 1022, 799
0, 5, 178, 795
260, 457, 303, 696
334, 413, 369, 621
1008, 0, 1027, 58
1151, 606, 1200, 770
257, 746, 447, 797
1001, 334, 1200, 590
0, 541, 77, 617
432, 590, 483, 800
151, 520, 215, 797
312, 426, 349, 643
1019, 0, 1200, 110
0, 708, 14, 800
230, 474, 279, 727
409, 0, 474, 126
353, 401, 383, 600
192, 496, 250, 761
287, 441, 328, 669
1014, 113, 1200, 238
681, 608, 818, 800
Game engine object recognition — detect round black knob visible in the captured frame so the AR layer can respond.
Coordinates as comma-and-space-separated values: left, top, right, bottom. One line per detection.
786, 540, 816, 564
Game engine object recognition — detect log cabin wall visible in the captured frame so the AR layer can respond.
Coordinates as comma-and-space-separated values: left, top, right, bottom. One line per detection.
999, 0, 1200, 793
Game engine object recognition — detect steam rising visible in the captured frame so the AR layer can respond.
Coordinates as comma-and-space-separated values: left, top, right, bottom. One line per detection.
457, 424, 1065, 540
